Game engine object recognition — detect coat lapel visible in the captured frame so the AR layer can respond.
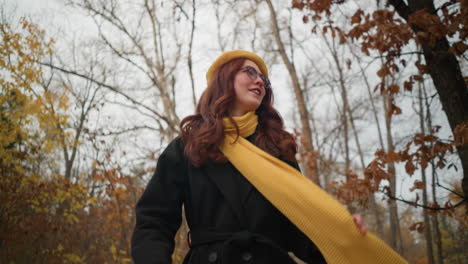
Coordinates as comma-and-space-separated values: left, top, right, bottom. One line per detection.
234, 169, 254, 206
240, 180, 254, 206
203, 161, 246, 227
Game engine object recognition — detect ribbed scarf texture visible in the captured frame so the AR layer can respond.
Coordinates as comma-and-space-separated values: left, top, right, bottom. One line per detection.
219, 111, 408, 264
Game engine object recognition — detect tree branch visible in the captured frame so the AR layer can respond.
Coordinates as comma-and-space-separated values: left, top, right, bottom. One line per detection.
386, 0, 410, 20
387, 193, 466, 211
38, 60, 178, 134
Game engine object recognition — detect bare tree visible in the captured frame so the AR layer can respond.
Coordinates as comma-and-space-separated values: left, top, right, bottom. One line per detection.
382, 88, 404, 254
57, 0, 193, 141
416, 73, 435, 264
265, 0, 321, 186
174, 0, 197, 108
422, 83, 444, 264
40, 42, 107, 180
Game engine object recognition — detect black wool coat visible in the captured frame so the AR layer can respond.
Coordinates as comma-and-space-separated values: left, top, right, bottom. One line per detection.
131, 134, 327, 264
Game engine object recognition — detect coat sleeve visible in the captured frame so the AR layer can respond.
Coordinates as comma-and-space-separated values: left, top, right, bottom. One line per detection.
131, 138, 186, 264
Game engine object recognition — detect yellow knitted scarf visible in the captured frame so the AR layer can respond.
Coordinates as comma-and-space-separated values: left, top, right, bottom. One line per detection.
219, 111, 407, 264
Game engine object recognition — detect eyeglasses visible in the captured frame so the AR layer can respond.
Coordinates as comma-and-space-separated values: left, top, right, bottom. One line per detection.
239, 66, 271, 90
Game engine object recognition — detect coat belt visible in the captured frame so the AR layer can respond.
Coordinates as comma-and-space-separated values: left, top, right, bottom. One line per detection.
188, 230, 291, 263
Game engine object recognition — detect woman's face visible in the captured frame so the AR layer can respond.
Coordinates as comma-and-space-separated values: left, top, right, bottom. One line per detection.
231, 60, 265, 116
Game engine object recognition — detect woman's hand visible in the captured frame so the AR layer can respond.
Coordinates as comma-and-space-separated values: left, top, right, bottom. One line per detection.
352, 214, 368, 235
288, 252, 308, 264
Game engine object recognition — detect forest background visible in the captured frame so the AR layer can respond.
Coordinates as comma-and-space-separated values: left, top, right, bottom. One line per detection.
1, 0, 467, 263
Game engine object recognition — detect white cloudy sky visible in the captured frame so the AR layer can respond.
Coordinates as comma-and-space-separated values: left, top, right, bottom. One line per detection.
3, 0, 462, 200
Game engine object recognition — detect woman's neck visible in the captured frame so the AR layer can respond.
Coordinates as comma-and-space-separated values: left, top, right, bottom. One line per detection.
230, 109, 248, 117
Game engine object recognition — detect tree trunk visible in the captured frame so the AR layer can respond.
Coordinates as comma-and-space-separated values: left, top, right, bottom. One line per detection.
349, 43, 386, 236
418, 80, 435, 264
186, 0, 197, 108
329, 39, 351, 173
265, 0, 321, 186
388, 0, 468, 200
423, 81, 444, 264
383, 91, 404, 254
431, 171, 444, 264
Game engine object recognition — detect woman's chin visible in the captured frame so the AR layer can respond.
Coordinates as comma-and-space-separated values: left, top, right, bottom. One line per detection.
232, 101, 262, 115
246, 101, 262, 111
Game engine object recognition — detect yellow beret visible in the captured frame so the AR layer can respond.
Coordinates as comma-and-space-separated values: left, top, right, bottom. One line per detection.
206, 50, 268, 84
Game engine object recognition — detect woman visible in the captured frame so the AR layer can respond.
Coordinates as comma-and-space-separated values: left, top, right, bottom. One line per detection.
131, 50, 366, 264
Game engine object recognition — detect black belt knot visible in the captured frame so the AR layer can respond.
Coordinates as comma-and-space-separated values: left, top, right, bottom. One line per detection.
229, 230, 253, 247
188, 229, 290, 264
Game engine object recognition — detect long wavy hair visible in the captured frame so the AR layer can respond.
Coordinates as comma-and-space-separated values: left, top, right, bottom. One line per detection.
180, 58, 297, 167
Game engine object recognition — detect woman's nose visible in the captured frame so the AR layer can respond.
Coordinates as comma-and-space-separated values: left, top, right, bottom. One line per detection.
254, 75, 264, 86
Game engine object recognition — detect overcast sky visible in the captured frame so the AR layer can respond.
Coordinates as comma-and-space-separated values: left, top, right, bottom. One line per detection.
7, 0, 62, 19
3, 0, 461, 200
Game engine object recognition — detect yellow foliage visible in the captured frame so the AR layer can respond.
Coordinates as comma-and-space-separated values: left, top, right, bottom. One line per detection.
0, 19, 84, 261
63, 253, 85, 264
0, 19, 70, 175
0, 21, 136, 261
1, 170, 89, 262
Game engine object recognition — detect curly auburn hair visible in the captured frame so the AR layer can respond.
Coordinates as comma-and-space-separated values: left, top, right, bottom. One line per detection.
180, 58, 297, 167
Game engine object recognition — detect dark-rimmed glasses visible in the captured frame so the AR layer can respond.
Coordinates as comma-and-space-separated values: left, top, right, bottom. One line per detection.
239, 66, 271, 90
